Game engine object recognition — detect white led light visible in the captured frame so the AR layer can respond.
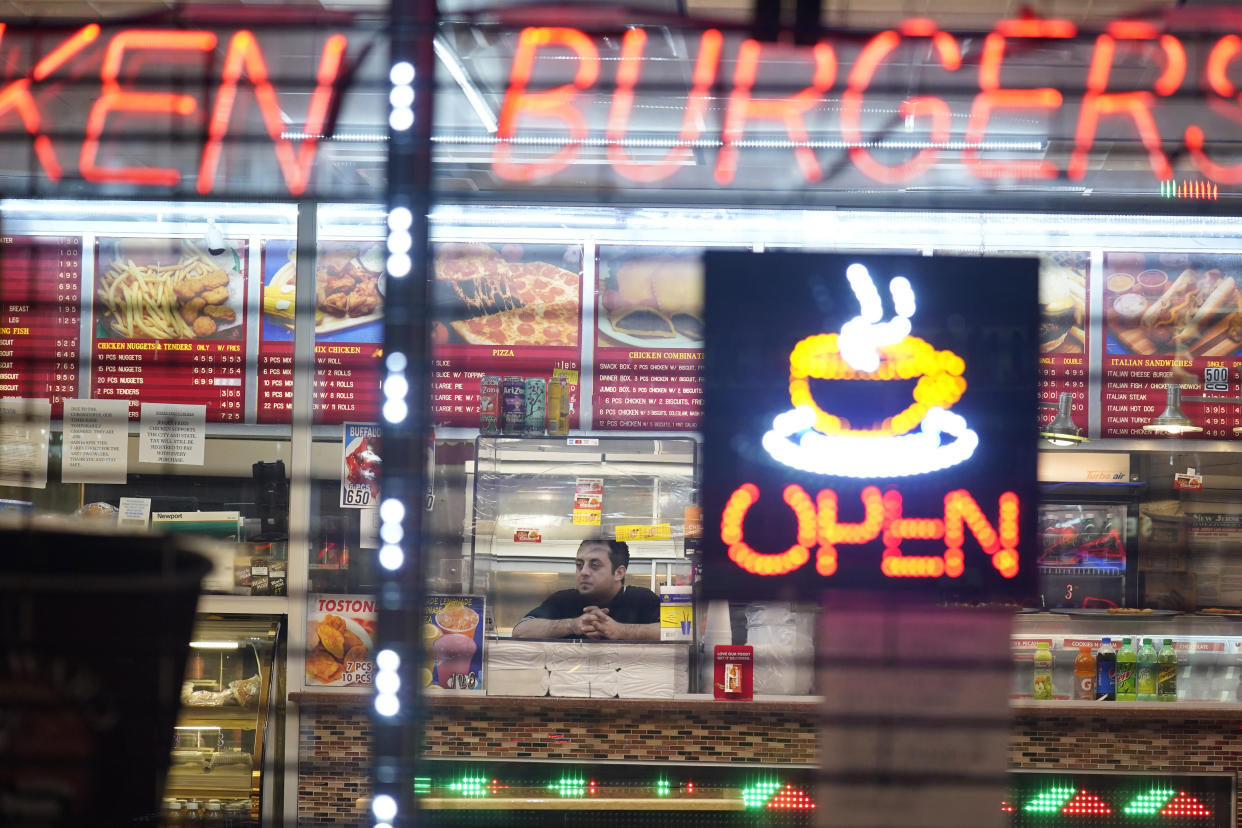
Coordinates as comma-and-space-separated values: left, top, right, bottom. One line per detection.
373, 793, 398, 821
383, 399, 408, 424
375, 670, 400, 695
375, 823, 393, 828
379, 544, 405, 570
389, 62, 414, 85
385, 351, 408, 372
375, 693, 400, 718
376, 649, 400, 672
387, 253, 411, 277
838, 264, 914, 373
389, 108, 414, 132
387, 207, 412, 231
383, 374, 409, 401
389, 85, 415, 109
763, 406, 978, 478
380, 498, 405, 524
386, 229, 412, 255
380, 522, 404, 544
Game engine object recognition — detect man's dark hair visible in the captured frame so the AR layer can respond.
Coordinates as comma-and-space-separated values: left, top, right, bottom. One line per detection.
581, 539, 630, 572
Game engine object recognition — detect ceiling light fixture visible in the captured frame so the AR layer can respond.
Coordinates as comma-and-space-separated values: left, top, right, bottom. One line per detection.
1039, 392, 1088, 446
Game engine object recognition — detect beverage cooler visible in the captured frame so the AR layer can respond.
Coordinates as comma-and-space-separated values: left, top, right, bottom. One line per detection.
1037, 501, 1131, 609
166, 614, 284, 826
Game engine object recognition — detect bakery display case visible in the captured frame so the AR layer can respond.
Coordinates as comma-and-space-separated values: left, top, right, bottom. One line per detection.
469, 436, 697, 634
166, 615, 284, 824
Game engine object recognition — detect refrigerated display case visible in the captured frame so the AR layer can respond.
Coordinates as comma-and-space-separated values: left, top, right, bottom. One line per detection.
167, 615, 284, 824
1038, 503, 1130, 609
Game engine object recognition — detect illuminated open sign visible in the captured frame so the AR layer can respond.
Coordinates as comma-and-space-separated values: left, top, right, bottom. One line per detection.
0, 21, 375, 197
700, 252, 1038, 600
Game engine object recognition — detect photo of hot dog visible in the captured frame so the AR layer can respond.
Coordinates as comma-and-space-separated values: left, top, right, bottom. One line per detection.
1105, 253, 1242, 357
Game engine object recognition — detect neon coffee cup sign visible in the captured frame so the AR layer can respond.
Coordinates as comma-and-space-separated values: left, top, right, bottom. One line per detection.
700, 252, 1038, 600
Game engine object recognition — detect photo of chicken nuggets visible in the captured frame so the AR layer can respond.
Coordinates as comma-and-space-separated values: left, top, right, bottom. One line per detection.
192, 317, 217, 337
305, 613, 374, 686
204, 305, 236, 322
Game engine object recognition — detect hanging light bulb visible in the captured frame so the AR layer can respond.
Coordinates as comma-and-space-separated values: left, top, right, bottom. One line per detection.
1039, 392, 1088, 445
1142, 385, 1203, 435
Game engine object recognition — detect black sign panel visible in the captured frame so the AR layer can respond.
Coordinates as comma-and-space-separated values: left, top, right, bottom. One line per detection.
701, 252, 1038, 601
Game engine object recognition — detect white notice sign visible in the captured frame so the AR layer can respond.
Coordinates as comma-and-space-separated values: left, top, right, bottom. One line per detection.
0, 398, 50, 488
117, 496, 152, 528
62, 398, 130, 484
138, 403, 206, 466
359, 507, 379, 549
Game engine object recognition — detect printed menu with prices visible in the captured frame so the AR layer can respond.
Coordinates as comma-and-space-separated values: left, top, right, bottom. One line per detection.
430, 242, 582, 429
257, 240, 384, 425
0, 236, 82, 418
593, 246, 705, 430
91, 237, 246, 422
306, 594, 378, 688
340, 422, 381, 508
1100, 251, 1242, 438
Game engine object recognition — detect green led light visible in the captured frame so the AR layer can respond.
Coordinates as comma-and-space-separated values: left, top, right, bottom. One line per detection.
1161, 180, 1174, 198
1123, 788, 1176, 816
655, 778, 671, 797
742, 780, 783, 809
1024, 785, 1076, 814
448, 774, 490, 797
548, 775, 587, 798
413, 777, 432, 795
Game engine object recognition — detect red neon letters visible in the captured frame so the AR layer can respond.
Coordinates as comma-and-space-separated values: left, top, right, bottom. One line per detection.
495, 18, 1242, 188
719, 482, 1021, 579
0, 25, 348, 193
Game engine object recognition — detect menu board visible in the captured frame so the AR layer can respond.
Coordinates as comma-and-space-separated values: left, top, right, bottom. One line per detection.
90, 237, 247, 422
430, 242, 582, 429
256, 240, 384, 425
592, 246, 705, 430
1100, 251, 1242, 438
1035, 252, 1091, 436
0, 236, 83, 418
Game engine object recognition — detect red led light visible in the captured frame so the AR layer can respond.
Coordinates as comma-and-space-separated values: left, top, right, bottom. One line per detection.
767, 783, 816, 810
1000, 800, 1015, 813
588, 780, 598, 796
1061, 790, 1112, 815
686, 781, 695, 794
485, 779, 508, 795
1160, 792, 1211, 817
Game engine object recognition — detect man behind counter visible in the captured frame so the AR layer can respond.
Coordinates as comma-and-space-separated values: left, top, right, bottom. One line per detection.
511, 539, 660, 641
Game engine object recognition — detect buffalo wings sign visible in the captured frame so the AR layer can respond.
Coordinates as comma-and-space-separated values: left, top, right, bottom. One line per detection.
700, 252, 1039, 601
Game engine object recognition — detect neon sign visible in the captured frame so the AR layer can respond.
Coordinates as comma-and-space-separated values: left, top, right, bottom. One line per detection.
700, 252, 1038, 599
0, 23, 354, 196
493, 17, 1242, 189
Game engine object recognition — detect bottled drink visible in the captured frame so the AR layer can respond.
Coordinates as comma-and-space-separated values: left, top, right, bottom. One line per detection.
1137, 638, 1157, 701
1116, 637, 1137, 701
1074, 646, 1097, 700
1033, 641, 1053, 699
185, 800, 202, 824
1096, 637, 1116, 701
1158, 639, 1178, 702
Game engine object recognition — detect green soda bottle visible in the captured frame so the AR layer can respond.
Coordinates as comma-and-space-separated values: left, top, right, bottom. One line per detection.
1116, 637, 1137, 701
1137, 638, 1157, 701
1033, 641, 1053, 700
1158, 638, 1178, 702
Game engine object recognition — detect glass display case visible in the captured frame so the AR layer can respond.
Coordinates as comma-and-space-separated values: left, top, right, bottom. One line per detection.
1038, 503, 1129, 609
166, 615, 284, 824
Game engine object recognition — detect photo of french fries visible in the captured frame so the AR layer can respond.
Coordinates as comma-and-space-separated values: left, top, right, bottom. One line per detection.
96, 238, 243, 340
1105, 252, 1242, 357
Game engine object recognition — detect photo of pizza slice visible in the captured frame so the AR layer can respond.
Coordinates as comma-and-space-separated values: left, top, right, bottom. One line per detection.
449, 303, 578, 347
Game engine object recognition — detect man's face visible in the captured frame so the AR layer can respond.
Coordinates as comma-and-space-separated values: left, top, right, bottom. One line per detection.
576, 543, 623, 602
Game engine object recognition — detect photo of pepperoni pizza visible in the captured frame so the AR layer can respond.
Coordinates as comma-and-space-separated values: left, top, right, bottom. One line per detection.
433, 242, 582, 347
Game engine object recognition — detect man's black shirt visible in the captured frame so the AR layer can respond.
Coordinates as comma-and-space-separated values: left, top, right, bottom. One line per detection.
521, 585, 660, 627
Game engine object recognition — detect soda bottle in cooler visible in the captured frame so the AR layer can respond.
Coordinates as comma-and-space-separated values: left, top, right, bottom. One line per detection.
1096, 637, 1116, 701
1158, 639, 1178, 702
1137, 638, 1158, 701
1074, 646, 1097, 700
1033, 641, 1053, 699
1116, 637, 1137, 701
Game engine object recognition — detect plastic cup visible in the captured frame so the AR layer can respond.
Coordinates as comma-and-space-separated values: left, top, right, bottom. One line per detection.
434, 633, 478, 689
435, 604, 479, 638
1137, 269, 1169, 297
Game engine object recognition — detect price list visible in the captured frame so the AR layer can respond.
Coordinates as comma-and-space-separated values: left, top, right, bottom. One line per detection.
92, 340, 244, 421
255, 342, 380, 425
1098, 356, 1219, 438
1037, 353, 1089, 435
430, 346, 580, 428
593, 349, 703, 431
0, 236, 82, 417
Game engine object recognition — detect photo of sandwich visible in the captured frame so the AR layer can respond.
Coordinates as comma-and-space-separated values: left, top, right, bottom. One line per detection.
1105, 252, 1242, 357
596, 246, 705, 348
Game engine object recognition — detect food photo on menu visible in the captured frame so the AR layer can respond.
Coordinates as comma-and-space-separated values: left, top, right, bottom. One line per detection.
1104, 251, 1242, 356
95, 237, 246, 341
261, 240, 386, 344
430, 242, 581, 347
1037, 252, 1088, 354
596, 246, 705, 347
